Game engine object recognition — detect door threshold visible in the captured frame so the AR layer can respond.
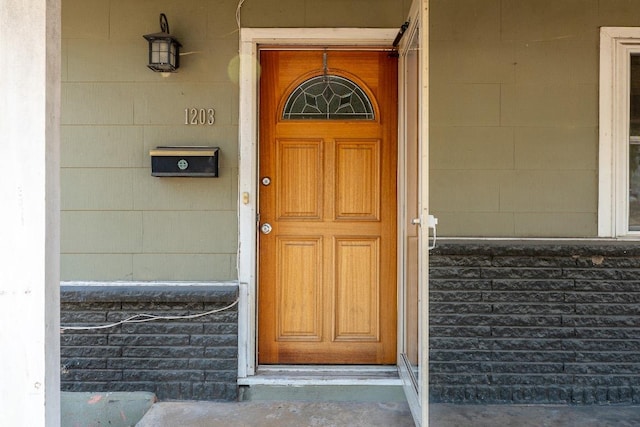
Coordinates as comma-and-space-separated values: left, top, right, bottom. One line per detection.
238, 365, 402, 386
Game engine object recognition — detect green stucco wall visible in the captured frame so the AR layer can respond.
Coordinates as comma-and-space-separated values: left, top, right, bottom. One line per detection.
429, 0, 639, 237
60, 0, 411, 281
61, 0, 640, 280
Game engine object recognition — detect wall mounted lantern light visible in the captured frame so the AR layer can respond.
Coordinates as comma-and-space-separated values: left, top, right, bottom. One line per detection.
143, 13, 182, 72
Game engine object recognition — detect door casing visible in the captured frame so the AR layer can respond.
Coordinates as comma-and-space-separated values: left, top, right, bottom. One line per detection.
238, 28, 398, 377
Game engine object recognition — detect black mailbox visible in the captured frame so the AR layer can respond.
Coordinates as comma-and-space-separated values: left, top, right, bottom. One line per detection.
150, 146, 219, 177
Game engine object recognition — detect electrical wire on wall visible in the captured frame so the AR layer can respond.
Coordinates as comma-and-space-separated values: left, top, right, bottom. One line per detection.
60, 297, 239, 332
236, 0, 246, 30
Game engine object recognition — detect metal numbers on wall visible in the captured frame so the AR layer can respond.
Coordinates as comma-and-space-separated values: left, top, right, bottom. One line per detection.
184, 108, 215, 125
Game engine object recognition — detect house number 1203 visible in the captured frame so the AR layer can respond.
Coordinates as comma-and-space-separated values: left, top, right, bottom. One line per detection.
184, 108, 215, 125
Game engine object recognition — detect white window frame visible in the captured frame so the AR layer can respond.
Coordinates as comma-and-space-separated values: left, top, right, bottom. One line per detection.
599, 27, 640, 237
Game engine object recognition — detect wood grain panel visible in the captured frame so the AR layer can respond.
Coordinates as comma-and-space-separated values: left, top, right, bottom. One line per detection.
335, 140, 381, 220
277, 237, 322, 341
334, 238, 380, 341
277, 139, 322, 219
258, 50, 397, 364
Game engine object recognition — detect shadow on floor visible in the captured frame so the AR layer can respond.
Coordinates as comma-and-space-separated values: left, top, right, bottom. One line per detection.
136, 401, 640, 427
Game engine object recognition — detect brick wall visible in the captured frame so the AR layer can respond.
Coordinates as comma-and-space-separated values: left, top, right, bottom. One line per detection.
60, 285, 238, 401
430, 241, 640, 404
60, 241, 640, 405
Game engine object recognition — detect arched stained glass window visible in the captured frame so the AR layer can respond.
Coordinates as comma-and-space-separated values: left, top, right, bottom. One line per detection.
282, 75, 375, 120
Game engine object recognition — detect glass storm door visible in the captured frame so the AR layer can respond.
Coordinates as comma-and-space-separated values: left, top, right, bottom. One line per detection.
397, 0, 429, 426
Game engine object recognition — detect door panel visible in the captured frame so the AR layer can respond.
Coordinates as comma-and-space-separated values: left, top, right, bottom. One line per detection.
277, 139, 323, 219
258, 50, 397, 365
334, 237, 380, 341
335, 140, 380, 219
276, 237, 322, 341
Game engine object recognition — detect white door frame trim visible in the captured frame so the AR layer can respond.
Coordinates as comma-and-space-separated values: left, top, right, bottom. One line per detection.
237, 28, 397, 377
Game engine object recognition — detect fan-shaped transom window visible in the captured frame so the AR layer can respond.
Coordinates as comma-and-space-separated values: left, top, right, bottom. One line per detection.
282, 75, 375, 120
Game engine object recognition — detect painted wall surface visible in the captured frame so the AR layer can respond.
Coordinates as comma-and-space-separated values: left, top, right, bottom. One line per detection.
429, 0, 640, 237
60, 0, 411, 281
61, 0, 640, 279
0, 0, 61, 424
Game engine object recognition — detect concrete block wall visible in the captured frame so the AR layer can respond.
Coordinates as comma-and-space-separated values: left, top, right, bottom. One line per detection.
60, 285, 238, 401
59, 240, 640, 404
430, 241, 640, 404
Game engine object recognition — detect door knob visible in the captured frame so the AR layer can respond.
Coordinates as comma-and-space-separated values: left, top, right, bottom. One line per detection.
260, 223, 272, 234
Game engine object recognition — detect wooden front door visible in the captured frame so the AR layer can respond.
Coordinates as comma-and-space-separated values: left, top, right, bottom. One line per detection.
258, 50, 397, 364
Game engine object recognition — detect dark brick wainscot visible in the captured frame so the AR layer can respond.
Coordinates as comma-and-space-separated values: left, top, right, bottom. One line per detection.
60, 239, 640, 405
60, 284, 238, 401
430, 240, 640, 404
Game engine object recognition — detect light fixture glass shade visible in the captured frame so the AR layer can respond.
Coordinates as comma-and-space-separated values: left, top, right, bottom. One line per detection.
143, 14, 181, 72
148, 39, 179, 71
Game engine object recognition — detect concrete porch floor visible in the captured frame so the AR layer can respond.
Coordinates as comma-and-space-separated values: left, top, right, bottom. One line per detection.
136, 401, 640, 427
